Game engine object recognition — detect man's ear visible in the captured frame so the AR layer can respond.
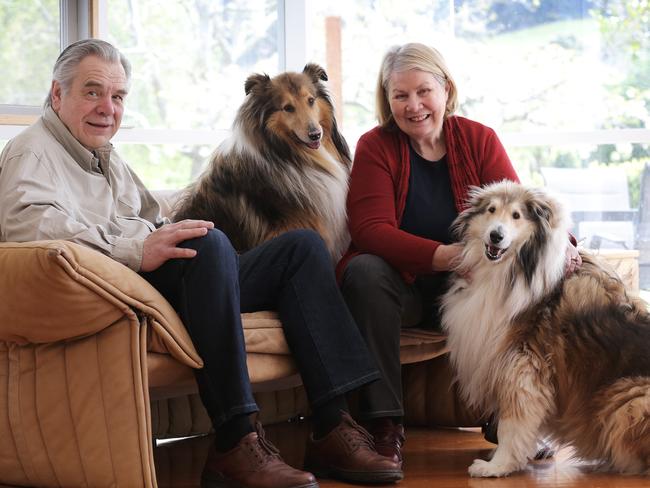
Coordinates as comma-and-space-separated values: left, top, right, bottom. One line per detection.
50, 80, 62, 111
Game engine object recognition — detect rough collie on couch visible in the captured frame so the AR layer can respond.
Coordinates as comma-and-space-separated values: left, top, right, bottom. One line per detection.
441, 180, 650, 478
174, 63, 351, 261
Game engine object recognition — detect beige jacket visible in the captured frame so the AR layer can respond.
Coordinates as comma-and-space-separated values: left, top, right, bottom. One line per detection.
0, 107, 167, 270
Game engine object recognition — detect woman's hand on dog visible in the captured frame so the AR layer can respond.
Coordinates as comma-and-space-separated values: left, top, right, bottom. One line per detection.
141, 219, 215, 272
432, 243, 464, 272
564, 244, 582, 277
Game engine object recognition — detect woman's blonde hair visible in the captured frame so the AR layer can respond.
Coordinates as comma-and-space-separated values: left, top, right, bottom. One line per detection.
375, 43, 458, 128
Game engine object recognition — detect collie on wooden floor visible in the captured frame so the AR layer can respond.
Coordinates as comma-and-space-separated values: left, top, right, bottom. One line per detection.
441, 180, 650, 477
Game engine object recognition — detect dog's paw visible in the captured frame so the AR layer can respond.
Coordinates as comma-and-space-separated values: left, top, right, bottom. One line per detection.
468, 459, 515, 478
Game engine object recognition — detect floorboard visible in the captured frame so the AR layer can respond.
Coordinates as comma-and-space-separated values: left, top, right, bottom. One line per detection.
154, 419, 649, 488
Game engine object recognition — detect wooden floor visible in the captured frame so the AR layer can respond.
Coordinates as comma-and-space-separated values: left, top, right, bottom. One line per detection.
154, 419, 648, 488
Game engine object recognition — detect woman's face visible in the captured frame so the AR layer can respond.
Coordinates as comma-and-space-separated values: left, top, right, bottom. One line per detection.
387, 69, 448, 144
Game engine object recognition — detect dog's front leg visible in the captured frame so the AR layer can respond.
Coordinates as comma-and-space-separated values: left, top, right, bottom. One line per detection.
468, 352, 553, 477
469, 416, 539, 477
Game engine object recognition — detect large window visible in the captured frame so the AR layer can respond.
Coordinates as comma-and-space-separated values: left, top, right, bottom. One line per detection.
306, 1, 649, 185
0, 0, 60, 107
1, 0, 649, 284
106, 0, 279, 189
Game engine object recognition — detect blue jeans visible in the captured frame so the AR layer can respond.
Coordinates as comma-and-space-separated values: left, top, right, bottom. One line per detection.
141, 229, 379, 427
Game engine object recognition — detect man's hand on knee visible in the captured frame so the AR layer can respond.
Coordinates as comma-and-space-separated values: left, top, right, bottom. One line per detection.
141, 219, 214, 271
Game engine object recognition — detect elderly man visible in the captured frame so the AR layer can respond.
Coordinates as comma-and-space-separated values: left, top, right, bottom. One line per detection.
0, 39, 402, 488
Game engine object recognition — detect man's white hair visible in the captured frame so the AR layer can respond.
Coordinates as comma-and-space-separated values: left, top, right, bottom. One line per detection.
44, 38, 131, 109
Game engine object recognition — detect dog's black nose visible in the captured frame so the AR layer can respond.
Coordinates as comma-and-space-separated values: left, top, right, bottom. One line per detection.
309, 131, 322, 141
490, 230, 503, 244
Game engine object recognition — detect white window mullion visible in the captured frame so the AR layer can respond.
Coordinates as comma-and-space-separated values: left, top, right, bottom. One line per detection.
60, 0, 91, 48
278, 0, 308, 72
93, 0, 109, 39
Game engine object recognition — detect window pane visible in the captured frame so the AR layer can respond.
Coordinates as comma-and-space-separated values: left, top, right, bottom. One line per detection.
508, 142, 650, 249
0, 0, 60, 106
306, 1, 454, 145
307, 0, 648, 144
112, 142, 213, 190
108, 0, 279, 131
107, 0, 278, 189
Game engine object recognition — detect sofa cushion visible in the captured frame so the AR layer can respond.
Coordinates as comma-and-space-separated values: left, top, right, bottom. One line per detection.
149, 310, 299, 399
148, 311, 448, 400
0, 240, 202, 369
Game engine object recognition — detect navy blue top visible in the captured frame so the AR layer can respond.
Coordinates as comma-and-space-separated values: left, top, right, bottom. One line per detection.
399, 146, 458, 244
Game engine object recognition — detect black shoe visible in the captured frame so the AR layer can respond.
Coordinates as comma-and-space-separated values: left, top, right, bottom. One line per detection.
481, 420, 498, 444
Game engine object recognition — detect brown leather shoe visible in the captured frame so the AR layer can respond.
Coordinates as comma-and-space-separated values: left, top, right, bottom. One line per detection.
304, 412, 403, 483
202, 423, 318, 488
370, 418, 405, 466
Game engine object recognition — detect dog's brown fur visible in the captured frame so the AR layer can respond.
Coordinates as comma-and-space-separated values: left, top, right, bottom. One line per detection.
174, 64, 351, 260
441, 181, 650, 477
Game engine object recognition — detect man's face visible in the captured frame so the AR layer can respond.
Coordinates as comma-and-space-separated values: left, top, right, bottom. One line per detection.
51, 55, 128, 151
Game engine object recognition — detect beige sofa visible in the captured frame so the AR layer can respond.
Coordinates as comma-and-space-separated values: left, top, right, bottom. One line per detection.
0, 236, 462, 488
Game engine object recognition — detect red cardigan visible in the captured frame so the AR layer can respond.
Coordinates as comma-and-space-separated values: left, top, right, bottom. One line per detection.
337, 116, 520, 283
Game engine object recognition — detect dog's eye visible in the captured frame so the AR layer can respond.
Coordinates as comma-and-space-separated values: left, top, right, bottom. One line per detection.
488, 206, 495, 213
283, 104, 295, 113
308, 97, 315, 106
513, 211, 520, 219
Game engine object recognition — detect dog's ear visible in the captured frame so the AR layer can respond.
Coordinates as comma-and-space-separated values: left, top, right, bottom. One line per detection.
526, 190, 554, 224
244, 73, 271, 95
303, 63, 328, 83
453, 185, 504, 241
465, 185, 487, 210
450, 211, 471, 241
450, 186, 484, 241
518, 189, 556, 285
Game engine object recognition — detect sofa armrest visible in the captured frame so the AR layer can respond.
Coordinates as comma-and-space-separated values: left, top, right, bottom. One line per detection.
0, 240, 202, 368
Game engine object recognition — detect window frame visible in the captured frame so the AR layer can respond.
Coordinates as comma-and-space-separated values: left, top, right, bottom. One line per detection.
0, 0, 101, 124
0, 0, 302, 146
1, 1, 649, 149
